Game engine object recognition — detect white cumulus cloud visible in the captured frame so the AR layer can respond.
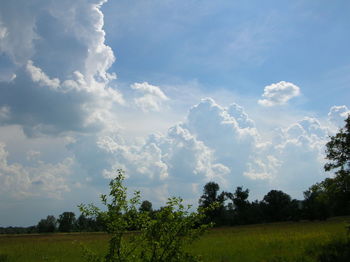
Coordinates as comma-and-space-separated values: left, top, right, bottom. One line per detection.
0, 0, 123, 136
0, 142, 73, 199
0, 0, 346, 223
328, 105, 350, 127
67, 97, 335, 201
258, 81, 301, 106
131, 82, 169, 112
26, 60, 60, 89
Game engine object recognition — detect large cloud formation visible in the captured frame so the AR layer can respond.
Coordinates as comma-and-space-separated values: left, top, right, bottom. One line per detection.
0, 0, 123, 201
1, 0, 349, 215
69, 97, 347, 202
0, 0, 122, 136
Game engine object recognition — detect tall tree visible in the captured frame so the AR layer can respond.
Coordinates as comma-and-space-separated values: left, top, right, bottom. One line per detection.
199, 182, 220, 208
228, 187, 250, 224
325, 115, 350, 176
232, 187, 250, 210
262, 190, 292, 222
37, 215, 57, 233
323, 115, 350, 215
76, 214, 98, 232
58, 212, 76, 232
199, 182, 226, 225
303, 184, 330, 220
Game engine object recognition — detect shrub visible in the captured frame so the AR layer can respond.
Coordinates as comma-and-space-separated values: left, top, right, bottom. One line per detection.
79, 169, 212, 262
311, 237, 350, 262
305, 224, 350, 262
0, 254, 9, 262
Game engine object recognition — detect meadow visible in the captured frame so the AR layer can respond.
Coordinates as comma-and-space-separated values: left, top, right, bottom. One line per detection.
0, 217, 348, 262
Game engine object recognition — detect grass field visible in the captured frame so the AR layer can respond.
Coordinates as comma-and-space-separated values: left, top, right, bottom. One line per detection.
0, 217, 349, 262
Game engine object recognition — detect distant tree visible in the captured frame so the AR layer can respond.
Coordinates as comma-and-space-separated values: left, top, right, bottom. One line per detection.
228, 186, 250, 224
262, 190, 292, 222
303, 184, 330, 220
37, 215, 57, 233
289, 199, 302, 221
58, 212, 76, 232
139, 200, 153, 213
0, 225, 38, 234
231, 187, 250, 211
94, 213, 107, 232
248, 200, 264, 224
76, 214, 89, 232
76, 214, 98, 232
199, 182, 220, 208
199, 182, 226, 225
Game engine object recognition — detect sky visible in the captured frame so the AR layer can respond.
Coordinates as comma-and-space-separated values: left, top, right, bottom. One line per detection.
0, 0, 349, 226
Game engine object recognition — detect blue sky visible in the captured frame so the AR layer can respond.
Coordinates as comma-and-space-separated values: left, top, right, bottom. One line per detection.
0, 0, 349, 226
102, 0, 350, 112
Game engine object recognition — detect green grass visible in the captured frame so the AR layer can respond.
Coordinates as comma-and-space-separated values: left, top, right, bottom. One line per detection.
191, 217, 349, 262
0, 217, 349, 262
0, 232, 109, 262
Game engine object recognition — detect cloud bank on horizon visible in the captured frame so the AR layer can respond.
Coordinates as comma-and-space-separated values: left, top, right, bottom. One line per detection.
0, 0, 349, 226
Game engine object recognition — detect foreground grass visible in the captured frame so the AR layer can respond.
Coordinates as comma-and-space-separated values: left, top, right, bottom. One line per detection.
0, 217, 349, 262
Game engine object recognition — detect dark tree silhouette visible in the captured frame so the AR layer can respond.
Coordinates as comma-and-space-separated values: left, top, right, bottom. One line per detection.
232, 187, 249, 210
75, 214, 99, 232
37, 215, 57, 233
322, 115, 350, 215
262, 190, 292, 222
58, 212, 76, 232
227, 187, 251, 224
199, 182, 226, 225
325, 115, 350, 177
303, 185, 329, 220
139, 200, 153, 213
199, 182, 220, 208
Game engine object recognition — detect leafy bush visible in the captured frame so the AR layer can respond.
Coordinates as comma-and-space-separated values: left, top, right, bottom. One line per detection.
0, 254, 8, 262
318, 239, 350, 262
304, 224, 350, 262
79, 169, 213, 262
307, 237, 350, 262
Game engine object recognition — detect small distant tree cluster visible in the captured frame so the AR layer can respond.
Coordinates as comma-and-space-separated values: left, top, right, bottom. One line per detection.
0, 211, 106, 235
198, 181, 302, 226
0, 226, 37, 234
37, 215, 57, 233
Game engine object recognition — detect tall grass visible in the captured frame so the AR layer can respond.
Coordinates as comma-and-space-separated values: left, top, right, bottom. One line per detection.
0, 217, 348, 262
0, 233, 108, 262
191, 218, 348, 261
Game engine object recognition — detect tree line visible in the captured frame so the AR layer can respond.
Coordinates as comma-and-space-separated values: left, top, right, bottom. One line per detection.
0, 211, 105, 234
1, 115, 349, 234
200, 116, 350, 225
